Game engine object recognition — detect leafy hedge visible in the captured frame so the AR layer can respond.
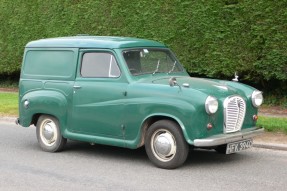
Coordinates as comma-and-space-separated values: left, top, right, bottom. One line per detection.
0, 0, 286, 94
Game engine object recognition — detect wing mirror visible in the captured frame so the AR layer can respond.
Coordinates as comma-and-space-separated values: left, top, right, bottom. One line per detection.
169, 77, 177, 87
169, 77, 182, 91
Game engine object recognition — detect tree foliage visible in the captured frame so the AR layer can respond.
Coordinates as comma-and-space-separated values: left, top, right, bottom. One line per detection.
0, 0, 286, 92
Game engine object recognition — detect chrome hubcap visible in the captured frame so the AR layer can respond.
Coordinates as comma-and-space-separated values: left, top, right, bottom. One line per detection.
40, 119, 58, 146
151, 129, 176, 162
43, 124, 54, 140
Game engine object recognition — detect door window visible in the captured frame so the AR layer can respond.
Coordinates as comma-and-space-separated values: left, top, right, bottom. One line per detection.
81, 52, 120, 78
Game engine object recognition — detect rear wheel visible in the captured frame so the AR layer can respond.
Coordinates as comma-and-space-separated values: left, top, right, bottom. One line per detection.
145, 120, 189, 169
36, 115, 67, 152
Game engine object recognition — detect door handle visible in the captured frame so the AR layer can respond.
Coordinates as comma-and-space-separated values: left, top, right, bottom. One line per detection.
73, 85, 82, 89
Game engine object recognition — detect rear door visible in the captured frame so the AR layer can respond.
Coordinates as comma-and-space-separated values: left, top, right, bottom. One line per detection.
70, 49, 128, 138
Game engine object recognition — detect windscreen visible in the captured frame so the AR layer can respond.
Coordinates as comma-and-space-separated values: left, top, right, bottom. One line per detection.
123, 48, 183, 75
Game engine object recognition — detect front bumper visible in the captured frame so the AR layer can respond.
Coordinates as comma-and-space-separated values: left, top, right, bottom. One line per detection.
194, 127, 264, 147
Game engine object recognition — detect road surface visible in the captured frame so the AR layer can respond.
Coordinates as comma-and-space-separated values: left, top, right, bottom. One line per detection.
0, 121, 286, 191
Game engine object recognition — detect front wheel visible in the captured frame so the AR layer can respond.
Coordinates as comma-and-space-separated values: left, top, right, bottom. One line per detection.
36, 115, 67, 152
145, 120, 189, 169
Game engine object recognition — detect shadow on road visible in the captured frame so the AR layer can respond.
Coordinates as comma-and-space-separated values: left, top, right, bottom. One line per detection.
63, 140, 148, 163
61, 140, 249, 168
185, 149, 247, 166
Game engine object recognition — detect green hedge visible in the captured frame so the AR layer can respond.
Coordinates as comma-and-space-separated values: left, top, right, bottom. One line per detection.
0, 0, 286, 93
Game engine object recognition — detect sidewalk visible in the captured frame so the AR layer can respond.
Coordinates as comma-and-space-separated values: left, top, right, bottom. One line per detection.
253, 131, 287, 151
259, 106, 287, 118
1, 116, 286, 151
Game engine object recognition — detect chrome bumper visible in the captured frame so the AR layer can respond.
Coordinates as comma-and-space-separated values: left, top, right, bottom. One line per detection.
194, 127, 264, 147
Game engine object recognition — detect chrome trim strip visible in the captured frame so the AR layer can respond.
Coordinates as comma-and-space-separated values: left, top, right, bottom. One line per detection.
193, 127, 264, 147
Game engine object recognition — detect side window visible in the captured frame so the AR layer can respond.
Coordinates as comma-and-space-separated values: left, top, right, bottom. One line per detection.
81, 52, 121, 78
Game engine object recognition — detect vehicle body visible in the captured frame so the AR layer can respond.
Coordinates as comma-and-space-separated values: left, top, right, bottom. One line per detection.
17, 36, 264, 169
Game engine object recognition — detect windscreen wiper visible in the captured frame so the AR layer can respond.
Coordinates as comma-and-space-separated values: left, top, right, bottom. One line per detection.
168, 61, 177, 74
152, 60, 160, 74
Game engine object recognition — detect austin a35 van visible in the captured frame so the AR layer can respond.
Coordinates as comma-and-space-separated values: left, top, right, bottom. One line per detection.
17, 36, 264, 169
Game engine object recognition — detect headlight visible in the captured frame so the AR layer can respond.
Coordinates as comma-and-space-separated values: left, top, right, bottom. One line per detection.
251, 90, 263, 107
205, 96, 218, 114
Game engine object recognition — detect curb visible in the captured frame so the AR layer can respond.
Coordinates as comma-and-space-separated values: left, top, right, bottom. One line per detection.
253, 143, 287, 151
1, 117, 287, 151
258, 113, 287, 118
0, 117, 17, 123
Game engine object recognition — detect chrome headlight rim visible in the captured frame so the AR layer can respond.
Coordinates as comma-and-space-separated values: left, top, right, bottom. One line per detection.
205, 96, 219, 114
251, 90, 263, 108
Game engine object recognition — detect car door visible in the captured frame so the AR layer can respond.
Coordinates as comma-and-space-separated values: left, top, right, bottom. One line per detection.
70, 50, 128, 138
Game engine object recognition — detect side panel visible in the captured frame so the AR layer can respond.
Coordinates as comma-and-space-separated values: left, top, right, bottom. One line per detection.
69, 49, 128, 140
70, 79, 127, 138
122, 84, 207, 148
19, 48, 78, 129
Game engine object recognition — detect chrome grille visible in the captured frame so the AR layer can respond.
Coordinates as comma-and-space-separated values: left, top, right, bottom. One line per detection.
224, 96, 246, 133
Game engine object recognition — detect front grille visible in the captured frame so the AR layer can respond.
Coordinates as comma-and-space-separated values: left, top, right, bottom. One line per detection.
224, 96, 246, 133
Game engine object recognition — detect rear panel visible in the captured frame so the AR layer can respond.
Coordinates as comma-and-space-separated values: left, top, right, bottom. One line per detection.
19, 48, 79, 128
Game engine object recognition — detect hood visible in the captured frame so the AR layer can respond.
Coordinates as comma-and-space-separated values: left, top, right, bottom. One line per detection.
150, 76, 239, 97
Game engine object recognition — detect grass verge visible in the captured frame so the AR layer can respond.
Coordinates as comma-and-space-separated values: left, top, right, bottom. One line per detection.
0, 92, 18, 116
257, 116, 287, 134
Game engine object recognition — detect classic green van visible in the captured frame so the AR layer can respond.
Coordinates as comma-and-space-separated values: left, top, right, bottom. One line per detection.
17, 36, 264, 169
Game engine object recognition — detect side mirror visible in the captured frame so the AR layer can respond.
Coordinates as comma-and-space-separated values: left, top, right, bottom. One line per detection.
169, 77, 177, 87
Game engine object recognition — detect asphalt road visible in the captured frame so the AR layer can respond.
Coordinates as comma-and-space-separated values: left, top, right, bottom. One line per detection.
1, 121, 287, 191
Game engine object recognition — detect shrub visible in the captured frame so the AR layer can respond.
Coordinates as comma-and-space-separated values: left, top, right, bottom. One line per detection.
0, 0, 286, 93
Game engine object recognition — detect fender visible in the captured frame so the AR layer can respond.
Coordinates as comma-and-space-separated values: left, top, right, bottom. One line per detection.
125, 111, 195, 149
143, 113, 193, 143
19, 90, 68, 130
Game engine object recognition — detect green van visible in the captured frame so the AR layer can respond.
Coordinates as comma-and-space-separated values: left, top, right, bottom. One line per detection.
17, 36, 264, 169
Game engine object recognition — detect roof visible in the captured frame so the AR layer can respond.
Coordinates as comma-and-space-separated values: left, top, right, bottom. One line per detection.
25, 36, 166, 49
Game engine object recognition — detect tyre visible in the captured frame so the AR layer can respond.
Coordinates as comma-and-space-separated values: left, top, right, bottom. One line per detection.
145, 120, 189, 169
36, 115, 67, 152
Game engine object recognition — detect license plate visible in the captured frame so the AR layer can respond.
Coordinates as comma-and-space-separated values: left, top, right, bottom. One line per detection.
226, 139, 253, 154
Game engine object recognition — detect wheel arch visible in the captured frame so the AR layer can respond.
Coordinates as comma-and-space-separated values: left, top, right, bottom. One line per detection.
137, 113, 191, 147
19, 90, 69, 130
